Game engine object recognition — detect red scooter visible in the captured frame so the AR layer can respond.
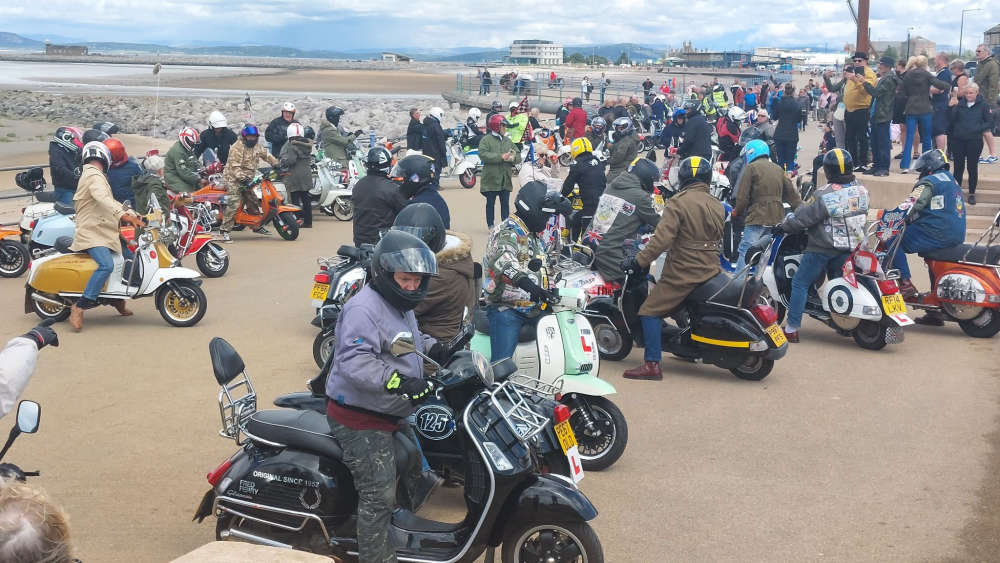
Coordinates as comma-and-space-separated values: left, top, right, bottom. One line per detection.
165, 194, 230, 277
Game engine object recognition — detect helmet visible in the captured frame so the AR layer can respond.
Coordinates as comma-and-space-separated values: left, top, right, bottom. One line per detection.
428, 107, 444, 121
590, 116, 606, 134
488, 114, 512, 133
673, 108, 687, 120
491, 101, 503, 112
370, 230, 438, 312
571, 97, 583, 107
570, 137, 593, 159
365, 146, 392, 175
508, 101, 518, 111
514, 181, 560, 233
208, 111, 228, 128
240, 124, 260, 147
612, 116, 634, 136
93, 122, 120, 135
913, 149, 949, 177
468, 107, 482, 122
325, 106, 344, 124
391, 202, 446, 253
676, 156, 712, 188
627, 157, 660, 193
103, 138, 128, 167
82, 129, 109, 145
80, 141, 112, 170
281, 102, 296, 114
821, 148, 855, 184
396, 154, 435, 198
741, 139, 770, 164
178, 127, 200, 151
727, 106, 747, 122
682, 99, 700, 114
53, 126, 83, 151
286, 123, 305, 139
303, 125, 316, 140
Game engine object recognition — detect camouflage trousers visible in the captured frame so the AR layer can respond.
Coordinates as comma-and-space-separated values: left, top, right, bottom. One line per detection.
221, 183, 261, 231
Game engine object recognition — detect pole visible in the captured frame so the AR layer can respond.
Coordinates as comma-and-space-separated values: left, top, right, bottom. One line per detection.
959, 15, 965, 58
856, 0, 870, 55
906, 28, 911, 60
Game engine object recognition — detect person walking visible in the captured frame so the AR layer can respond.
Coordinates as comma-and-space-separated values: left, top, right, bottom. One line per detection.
479, 115, 517, 228
899, 56, 951, 173
861, 56, 900, 176
974, 44, 999, 163
825, 52, 876, 171
772, 83, 802, 172
278, 123, 314, 228
948, 83, 993, 205
931, 53, 954, 151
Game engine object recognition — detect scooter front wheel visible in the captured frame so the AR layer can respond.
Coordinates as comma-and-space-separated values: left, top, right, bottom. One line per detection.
331, 198, 354, 221
0, 239, 30, 278
501, 520, 603, 563
567, 396, 628, 471
852, 320, 889, 350
195, 243, 229, 278
558, 152, 574, 167
274, 211, 300, 241
156, 281, 207, 327
458, 170, 477, 189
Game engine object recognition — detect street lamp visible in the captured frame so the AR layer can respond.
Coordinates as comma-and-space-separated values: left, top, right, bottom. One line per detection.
960, 8, 984, 58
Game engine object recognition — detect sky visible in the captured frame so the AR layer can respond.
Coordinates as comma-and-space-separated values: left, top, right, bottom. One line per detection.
1, 1, 997, 53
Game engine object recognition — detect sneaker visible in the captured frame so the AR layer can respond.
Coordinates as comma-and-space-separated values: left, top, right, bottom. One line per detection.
853, 165, 869, 173
873, 169, 889, 176
968, 194, 976, 205
980, 155, 998, 164
253, 226, 270, 235
216, 231, 233, 244
899, 168, 911, 174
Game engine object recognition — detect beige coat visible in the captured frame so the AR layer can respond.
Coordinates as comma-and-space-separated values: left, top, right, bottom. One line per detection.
70, 164, 129, 253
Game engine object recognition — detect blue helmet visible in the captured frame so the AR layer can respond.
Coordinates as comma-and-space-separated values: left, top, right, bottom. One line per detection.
240, 124, 259, 138
672, 108, 687, 120
741, 139, 770, 164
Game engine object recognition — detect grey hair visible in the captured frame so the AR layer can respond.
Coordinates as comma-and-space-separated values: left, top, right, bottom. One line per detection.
0, 478, 73, 563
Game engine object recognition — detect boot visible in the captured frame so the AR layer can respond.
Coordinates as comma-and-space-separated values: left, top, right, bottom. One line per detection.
914, 310, 945, 326
898, 279, 919, 299
111, 300, 133, 317
623, 361, 663, 381
783, 328, 800, 343
69, 304, 84, 331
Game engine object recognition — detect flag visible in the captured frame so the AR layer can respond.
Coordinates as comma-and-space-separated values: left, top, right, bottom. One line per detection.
516, 96, 533, 144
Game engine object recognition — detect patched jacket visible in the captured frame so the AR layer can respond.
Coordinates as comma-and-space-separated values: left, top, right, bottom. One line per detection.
587, 171, 661, 281
780, 180, 870, 255
483, 215, 550, 312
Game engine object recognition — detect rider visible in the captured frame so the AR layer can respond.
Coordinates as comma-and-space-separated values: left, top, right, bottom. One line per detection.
324, 230, 443, 563
264, 101, 298, 157
465, 107, 484, 148
587, 157, 662, 283
717, 106, 747, 162
505, 102, 529, 150
131, 154, 170, 216
398, 154, 451, 229
68, 142, 144, 331
0, 323, 58, 419
352, 147, 407, 247
278, 123, 315, 228
485, 100, 504, 128
623, 156, 725, 380
219, 124, 279, 242
483, 181, 561, 361
103, 138, 142, 207
320, 106, 364, 169
775, 148, 870, 342
561, 137, 607, 241
163, 127, 203, 193
587, 117, 608, 151
660, 109, 684, 149
197, 111, 238, 165
607, 117, 639, 182
891, 149, 967, 317
48, 126, 83, 204
555, 98, 572, 138
677, 101, 713, 161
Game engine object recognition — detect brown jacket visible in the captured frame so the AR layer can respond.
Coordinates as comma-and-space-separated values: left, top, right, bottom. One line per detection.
636, 181, 725, 317
732, 158, 802, 226
414, 231, 477, 341
70, 164, 129, 253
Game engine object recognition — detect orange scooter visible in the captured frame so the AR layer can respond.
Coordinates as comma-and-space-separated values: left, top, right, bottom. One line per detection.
0, 224, 30, 278
192, 168, 300, 241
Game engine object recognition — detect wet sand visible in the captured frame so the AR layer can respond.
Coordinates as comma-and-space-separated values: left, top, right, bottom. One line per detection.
169, 69, 457, 95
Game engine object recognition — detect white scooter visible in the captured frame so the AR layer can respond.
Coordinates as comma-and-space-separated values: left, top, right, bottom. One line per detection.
311, 157, 354, 220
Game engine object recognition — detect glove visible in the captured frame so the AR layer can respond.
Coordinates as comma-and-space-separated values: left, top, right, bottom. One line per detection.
22, 319, 58, 349
385, 372, 434, 403
516, 277, 556, 304
427, 341, 449, 364
770, 224, 785, 236
623, 257, 648, 276
354, 129, 365, 138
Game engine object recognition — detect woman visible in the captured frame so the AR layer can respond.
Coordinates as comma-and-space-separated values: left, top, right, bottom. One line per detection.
948, 83, 992, 205
900, 55, 952, 172
478, 114, 517, 228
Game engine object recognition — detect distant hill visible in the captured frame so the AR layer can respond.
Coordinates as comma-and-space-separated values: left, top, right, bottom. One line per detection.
0, 32, 42, 49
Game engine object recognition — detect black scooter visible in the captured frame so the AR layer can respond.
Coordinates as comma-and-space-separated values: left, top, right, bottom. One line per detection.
0, 400, 42, 481
195, 336, 602, 562
310, 244, 373, 369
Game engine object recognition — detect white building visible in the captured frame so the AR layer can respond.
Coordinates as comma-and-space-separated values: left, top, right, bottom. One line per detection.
508, 40, 563, 65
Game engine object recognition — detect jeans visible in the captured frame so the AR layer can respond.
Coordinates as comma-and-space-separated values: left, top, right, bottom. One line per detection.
845, 109, 870, 166
890, 225, 959, 280
774, 139, 796, 172
484, 190, 510, 228
54, 188, 75, 205
786, 251, 848, 331
640, 316, 662, 362
870, 121, 891, 172
81, 246, 115, 306
951, 137, 984, 193
736, 224, 769, 272
487, 306, 538, 361
901, 113, 933, 170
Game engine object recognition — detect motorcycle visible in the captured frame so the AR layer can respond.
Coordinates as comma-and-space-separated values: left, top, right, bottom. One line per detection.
192, 168, 300, 241
0, 400, 42, 482
24, 209, 208, 327
0, 223, 30, 278
309, 244, 372, 368
194, 335, 603, 562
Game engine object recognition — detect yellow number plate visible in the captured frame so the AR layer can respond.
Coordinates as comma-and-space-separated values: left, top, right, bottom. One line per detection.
765, 324, 787, 347
554, 420, 577, 454
310, 283, 330, 300
881, 294, 907, 315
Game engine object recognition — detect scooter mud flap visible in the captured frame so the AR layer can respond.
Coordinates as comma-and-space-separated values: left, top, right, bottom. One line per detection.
470, 332, 493, 360
559, 374, 617, 397
885, 325, 905, 344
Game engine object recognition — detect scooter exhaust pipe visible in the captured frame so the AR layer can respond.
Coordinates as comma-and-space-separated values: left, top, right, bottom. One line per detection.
220, 527, 293, 549
30, 293, 67, 308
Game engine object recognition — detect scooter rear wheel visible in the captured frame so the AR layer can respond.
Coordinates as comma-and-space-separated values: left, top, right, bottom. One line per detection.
501, 520, 603, 563
0, 239, 30, 278
958, 308, 1000, 338
28, 289, 71, 322
588, 319, 632, 361
729, 356, 774, 380
459, 170, 477, 189
313, 330, 336, 369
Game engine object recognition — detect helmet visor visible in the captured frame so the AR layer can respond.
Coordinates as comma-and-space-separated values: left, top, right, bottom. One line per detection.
378, 246, 438, 276
391, 225, 437, 245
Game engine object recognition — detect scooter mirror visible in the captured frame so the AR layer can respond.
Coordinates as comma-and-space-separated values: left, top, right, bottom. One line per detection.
389, 332, 417, 357
16, 401, 40, 434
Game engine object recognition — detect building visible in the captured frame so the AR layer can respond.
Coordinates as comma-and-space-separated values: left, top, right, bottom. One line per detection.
751, 47, 810, 67
508, 40, 563, 66
871, 36, 936, 59
678, 48, 750, 68
986, 24, 1000, 55
44, 43, 87, 56
381, 52, 411, 62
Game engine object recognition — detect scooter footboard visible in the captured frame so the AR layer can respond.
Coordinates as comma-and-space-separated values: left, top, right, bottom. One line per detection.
489, 474, 598, 545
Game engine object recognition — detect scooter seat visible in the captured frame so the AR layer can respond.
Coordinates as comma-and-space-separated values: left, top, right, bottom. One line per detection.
473, 308, 536, 343
53, 236, 74, 254
53, 201, 75, 215
686, 272, 760, 307
919, 244, 1000, 265
34, 191, 59, 203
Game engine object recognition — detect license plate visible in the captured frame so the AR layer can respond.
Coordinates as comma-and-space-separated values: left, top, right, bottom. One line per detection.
765, 324, 787, 347
881, 294, 907, 315
554, 420, 577, 453
310, 283, 330, 301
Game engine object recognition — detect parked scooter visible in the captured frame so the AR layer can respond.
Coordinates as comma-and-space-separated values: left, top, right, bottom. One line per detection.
0, 223, 30, 278
0, 400, 42, 482
163, 194, 230, 277
194, 335, 603, 562
15, 167, 56, 244
309, 157, 355, 220
309, 244, 372, 368
192, 168, 301, 241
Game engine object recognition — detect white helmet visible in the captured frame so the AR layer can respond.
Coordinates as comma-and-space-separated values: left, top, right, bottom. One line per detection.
80, 141, 111, 170
468, 107, 482, 122
429, 107, 444, 121
208, 110, 228, 128
727, 106, 748, 122
286, 123, 305, 138
508, 101, 518, 110
281, 102, 296, 113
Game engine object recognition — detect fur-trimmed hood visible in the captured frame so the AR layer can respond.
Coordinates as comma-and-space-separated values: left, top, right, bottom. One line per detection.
437, 230, 473, 266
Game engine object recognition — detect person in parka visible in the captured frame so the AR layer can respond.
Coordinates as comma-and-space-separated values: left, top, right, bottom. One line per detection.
131, 154, 170, 217
606, 118, 639, 182
163, 127, 203, 193
422, 107, 448, 187
478, 115, 518, 228
278, 123, 315, 227
320, 106, 363, 168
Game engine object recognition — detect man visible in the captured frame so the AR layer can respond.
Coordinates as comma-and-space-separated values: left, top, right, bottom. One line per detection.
623, 156, 725, 380
481, 68, 492, 95
599, 73, 609, 104
561, 137, 607, 241
479, 115, 518, 228
607, 117, 639, 182
677, 102, 712, 161
564, 97, 588, 140
776, 148, 869, 342
586, 157, 661, 282
132, 154, 169, 216
931, 53, 954, 151
890, 149, 967, 309
505, 102, 529, 149
483, 181, 561, 361
974, 44, 999, 163
324, 230, 442, 563
163, 127, 203, 193
197, 110, 237, 165
406, 108, 424, 154
825, 52, 877, 171
858, 56, 899, 177
264, 101, 298, 157
103, 138, 142, 206
588, 117, 608, 149
716, 106, 746, 163
320, 106, 363, 169
732, 139, 802, 271
68, 142, 144, 330
401, 154, 450, 228
642, 77, 654, 98
772, 83, 802, 172
0, 323, 58, 419
219, 124, 278, 242
651, 95, 667, 126
554, 99, 571, 139
485, 100, 503, 127
0, 478, 75, 562
48, 126, 82, 204
711, 81, 730, 112
353, 147, 407, 247
421, 107, 448, 187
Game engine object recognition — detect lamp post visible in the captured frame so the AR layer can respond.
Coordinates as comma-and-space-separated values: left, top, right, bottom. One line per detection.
906, 26, 915, 60
959, 8, 984, 58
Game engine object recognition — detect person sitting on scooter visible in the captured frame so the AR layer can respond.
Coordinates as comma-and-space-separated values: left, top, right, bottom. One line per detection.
561, 137, 607, 242
465, 107, 484, 149
607, 117, 639, 183
103, 138, 142, 207
483, 181, 562, 361
399, 154, 451, 229
660, 109, 683, 149
197, 111, 237, 165
68, 142, 144, 331
218, 124, 279, 243
48, 126, 83, 205
353, 147, 406, 247
131, 154, 169, 216
587, 117, 608, 153
891, 149, 967, 324
163, 127, 203, 194
717, 106, 747, 163
0, 322, 58, 419
677, 101, 713, 161
775, 148, 870, 343
278, 123, 314, 229
324, 230, 446, 562
588, 157, 662, 282
622, 156, 725, 380
320, 106, 363, 170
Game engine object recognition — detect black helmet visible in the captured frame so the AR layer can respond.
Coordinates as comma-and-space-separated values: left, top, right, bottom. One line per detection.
392, 202, 446, 253
370, 230, 438, 312
515, 181, 561, 233
93, 122, 120, 135
325, 106, 345, 124
677, 156, 712, 188
490, 101, 503, 112
303, 125, 316, 140
82, 128, 109, 145
628, 157, 660, 193
571, 97, 583, 107
913, 149, 949, 177
365, 147, 392, 175
682, 99, 700, 114
821, 148, 855, 184
396, 154, 435, 198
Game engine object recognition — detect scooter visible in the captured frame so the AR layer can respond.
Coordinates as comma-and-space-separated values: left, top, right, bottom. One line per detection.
163, 195, 230, 277
24, 210, 208, 327
192, 168, 301, 241
14, 167, 56, 243
309, 157, 355, 220
309, 245, 371, 368
0, 224, 30, 278
194, 335, 603, 562
0, 400, 42, 482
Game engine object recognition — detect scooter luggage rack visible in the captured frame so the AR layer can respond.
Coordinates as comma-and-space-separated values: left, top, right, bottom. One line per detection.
507, 373, 563, 399
317, 255, 349, 270
487, 379, 553, 441
217, 372, 258, 444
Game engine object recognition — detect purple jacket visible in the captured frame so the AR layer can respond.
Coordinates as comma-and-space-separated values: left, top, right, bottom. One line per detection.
325, 285, 435, 419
